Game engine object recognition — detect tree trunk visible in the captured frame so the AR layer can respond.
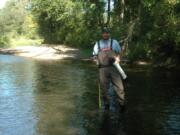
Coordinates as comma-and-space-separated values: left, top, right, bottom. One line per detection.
106, 0, 111, 26
120, 0, 125, 23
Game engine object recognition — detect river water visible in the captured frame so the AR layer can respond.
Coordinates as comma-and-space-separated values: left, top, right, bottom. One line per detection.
0, 54, 180, 135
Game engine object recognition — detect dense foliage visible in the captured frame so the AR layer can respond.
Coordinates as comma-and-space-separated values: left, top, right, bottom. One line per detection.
0, 0, 40, 47
0, 0, 180, 66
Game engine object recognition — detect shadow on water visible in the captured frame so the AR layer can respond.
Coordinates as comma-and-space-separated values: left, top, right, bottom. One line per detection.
0, 55, 180, 135
99, 111, 127, 135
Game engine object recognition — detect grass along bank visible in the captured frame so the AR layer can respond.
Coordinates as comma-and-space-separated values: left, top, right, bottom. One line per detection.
10, 37, 43, 47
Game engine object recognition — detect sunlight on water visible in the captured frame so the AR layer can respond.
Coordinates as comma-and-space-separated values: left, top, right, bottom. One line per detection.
0, 55, 37, 135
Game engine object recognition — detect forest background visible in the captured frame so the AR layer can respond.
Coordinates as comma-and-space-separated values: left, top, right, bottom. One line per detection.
0, 0, 179, 67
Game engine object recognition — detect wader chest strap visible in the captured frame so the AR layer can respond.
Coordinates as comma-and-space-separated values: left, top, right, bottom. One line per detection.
98, 39, 113, 52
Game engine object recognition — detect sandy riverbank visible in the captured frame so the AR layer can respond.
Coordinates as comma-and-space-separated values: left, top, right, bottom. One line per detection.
0, 45, 80, 60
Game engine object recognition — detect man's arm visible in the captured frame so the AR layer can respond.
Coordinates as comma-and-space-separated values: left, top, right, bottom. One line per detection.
112, 40, 127, 80
93, 42, 99, 56
113, 40, 121, 62
91, 42, 99, 63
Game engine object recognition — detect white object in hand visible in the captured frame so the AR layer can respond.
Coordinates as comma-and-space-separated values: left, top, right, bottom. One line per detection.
113, 61, 127, 80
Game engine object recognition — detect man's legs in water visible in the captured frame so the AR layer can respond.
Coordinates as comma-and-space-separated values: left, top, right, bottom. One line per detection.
110, 67, 126, 109
99, 68, 110, 110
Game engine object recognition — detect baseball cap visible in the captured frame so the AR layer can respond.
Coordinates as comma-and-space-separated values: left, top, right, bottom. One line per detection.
102, 27, 110, 33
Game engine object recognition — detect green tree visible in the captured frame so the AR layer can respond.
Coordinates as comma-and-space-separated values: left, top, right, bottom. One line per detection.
1, 0, 177, 66
0, 0, 39, 47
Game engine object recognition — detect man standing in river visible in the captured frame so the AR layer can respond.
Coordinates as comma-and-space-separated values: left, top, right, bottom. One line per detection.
92, 28, 126, 112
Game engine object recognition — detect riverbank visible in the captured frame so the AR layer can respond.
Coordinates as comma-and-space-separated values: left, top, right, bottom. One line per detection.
0, 45, 80, 60
0, 45, 151, 65
2, 45, 178, 69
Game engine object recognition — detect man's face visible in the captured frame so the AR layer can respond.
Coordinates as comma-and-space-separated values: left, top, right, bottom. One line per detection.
102, 32, 110, 40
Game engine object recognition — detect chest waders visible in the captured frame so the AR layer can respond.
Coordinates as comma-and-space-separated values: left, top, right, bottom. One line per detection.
97, 39, 114, 109
97, 39, 114, 68
97, 39, 125, 110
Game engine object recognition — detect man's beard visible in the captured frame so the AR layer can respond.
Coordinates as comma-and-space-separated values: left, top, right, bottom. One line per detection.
102, 37, 110, 40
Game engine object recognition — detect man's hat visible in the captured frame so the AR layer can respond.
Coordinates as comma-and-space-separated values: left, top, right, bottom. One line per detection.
102, 27, 110, 33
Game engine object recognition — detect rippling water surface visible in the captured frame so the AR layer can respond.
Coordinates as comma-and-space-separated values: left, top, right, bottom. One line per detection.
0, 55, 180, 135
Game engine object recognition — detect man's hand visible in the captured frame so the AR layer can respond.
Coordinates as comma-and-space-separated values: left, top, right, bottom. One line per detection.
114, 56, 120, 63
91, 56, 97, 61
91, 56, 99, 65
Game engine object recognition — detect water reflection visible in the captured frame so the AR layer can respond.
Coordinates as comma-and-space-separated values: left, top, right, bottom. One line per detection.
32, 61, 88, 135
124, 67, 180, 135
0, 55, 180, 135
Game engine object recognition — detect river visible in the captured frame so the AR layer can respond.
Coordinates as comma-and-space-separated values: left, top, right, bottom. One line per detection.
0, 54, 180, 135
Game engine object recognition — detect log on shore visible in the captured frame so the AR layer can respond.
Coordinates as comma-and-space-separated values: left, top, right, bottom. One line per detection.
0, 48, 27, 55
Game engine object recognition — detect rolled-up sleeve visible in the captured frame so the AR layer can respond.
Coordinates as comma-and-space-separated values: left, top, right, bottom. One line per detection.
93, 42, 99, 56
113, 40, 121, 54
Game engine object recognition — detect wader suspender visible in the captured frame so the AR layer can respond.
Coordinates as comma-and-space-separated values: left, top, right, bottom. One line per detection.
97, 39, 113, 68
97, 39, 113, 52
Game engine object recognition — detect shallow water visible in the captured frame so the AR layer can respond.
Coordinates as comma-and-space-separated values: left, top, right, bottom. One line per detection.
0, 55, 180, 135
